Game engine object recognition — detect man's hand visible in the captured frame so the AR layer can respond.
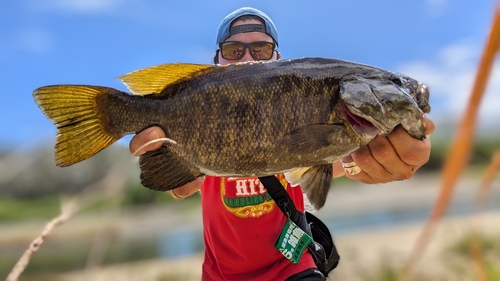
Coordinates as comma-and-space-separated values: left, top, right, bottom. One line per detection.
334, 117, 435, 183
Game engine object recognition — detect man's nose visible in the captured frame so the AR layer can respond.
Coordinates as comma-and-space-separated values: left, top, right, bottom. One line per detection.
239, 48, 254, 62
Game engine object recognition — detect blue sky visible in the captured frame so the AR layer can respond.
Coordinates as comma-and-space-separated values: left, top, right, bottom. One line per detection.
1, 0, 498, 148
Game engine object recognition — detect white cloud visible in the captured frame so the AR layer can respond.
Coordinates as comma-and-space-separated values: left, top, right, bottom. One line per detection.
397, 39, 500, 128
25, 0, 124, 14
22, 1, 179, 29
424, 0, 450, 18
23, 1, 191, 30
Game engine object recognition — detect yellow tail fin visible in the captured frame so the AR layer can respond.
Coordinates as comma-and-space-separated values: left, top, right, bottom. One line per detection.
33, 85, 120, 167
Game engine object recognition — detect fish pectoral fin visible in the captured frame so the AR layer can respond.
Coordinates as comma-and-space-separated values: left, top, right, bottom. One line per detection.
139, 145, 203, 191
288, 165, 333, 210
117, 63, 213, 95
282, 125, 344, 152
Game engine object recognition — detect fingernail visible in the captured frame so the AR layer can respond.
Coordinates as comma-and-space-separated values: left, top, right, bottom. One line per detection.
341, 156, 353, 163
149, 130, 160, 140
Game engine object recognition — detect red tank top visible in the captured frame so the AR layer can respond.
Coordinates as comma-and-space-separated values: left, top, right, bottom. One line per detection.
201, 174, 316, 281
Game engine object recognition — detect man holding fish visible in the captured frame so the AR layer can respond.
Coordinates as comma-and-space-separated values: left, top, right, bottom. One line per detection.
129, 7, 435, 281
33, 6, 434, 280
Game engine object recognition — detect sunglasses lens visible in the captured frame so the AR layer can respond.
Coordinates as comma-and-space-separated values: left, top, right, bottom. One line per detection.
249, 42, 274, 60
220, 42, 245, 60
220, 41, 275, 61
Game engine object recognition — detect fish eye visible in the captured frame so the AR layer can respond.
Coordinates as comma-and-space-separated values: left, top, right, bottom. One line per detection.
391, 77, 403, 86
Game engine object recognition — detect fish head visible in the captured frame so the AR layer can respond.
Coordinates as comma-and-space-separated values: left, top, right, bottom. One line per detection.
339, 71, 430, 142
386, 72, 431, 114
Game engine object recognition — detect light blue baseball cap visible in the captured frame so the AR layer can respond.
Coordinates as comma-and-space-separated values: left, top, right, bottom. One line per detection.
215, 7, 279, 47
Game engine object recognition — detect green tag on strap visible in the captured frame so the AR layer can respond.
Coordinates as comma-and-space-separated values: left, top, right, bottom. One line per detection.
274, 219, 312, 264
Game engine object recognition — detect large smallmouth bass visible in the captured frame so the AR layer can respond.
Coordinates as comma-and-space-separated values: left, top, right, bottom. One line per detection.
33, 57, 430, 210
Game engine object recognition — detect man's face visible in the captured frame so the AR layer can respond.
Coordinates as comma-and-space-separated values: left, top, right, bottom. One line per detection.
218, 19, 278, 65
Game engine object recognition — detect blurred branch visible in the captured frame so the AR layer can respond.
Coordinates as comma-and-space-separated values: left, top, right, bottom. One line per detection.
83, 193, 125, 278
474, 152, 500, 212
469, 152, 500, 281
0, 141, 46, 186
399, 6, 500, 281
5, 200, 76, 281
6, 156, 135, 281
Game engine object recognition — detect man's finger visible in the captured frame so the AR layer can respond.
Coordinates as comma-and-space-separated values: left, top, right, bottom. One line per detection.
129, 126, 165, 155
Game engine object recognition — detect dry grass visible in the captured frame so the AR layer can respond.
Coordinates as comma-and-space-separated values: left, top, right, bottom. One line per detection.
5, 157, 135, 281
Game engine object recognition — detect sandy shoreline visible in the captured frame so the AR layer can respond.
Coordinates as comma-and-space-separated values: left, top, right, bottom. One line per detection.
4, 173, 499, 280
51, 210, 500, 281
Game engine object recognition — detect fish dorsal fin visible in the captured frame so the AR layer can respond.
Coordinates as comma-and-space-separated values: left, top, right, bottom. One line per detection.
117, 63, 213, 95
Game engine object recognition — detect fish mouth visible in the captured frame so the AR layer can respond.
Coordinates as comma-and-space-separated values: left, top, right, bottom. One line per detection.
342, 104, 380, 140
418, 83, 429, 100
416, 83, 431, 113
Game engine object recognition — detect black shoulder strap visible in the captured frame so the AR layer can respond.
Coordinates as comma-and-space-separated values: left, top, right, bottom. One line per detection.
259, 175, 340, 276
258, 176, 302, 225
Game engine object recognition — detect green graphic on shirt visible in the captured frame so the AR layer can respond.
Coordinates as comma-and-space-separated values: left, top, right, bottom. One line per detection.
221, 176, 286, 218
224, 194, 265, 207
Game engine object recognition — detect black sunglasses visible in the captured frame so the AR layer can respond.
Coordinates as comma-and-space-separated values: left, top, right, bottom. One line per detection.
219, 41, 276, 61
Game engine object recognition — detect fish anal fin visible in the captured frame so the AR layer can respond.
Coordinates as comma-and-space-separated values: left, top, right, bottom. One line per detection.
288, 164, 333, 210
284, 167, 310, 186
139, 146, 203, 191
117, 63, 213, 96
